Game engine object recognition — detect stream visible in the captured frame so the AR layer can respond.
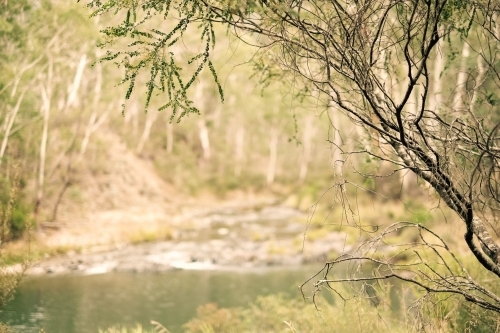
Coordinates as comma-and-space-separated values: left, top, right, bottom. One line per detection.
0, 266, 323, 333
0, 205, 349, 332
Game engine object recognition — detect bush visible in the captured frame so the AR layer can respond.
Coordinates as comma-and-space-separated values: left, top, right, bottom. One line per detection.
182, 294, 407, 333
102, 278, 500, 333
9, 204, 30, 239
0, 175, 27, 331
0, 176, 30, 240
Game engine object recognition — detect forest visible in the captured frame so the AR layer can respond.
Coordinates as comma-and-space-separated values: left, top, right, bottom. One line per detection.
1, 0, 500, 332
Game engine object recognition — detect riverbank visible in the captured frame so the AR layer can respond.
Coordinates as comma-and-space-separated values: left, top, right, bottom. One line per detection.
12, 203, 350, 276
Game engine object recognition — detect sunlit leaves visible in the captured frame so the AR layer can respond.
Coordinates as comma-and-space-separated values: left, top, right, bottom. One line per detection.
89, 0, 228, 120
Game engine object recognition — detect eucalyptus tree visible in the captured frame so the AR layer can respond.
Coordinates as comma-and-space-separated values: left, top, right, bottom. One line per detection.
85, 0, 500, 321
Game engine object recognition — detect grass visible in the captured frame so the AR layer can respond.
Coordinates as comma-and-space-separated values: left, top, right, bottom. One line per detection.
0, 223, 177, 267
101, 293, 411, 333
1, 239, 84, 266
266, 243, 287, 255
100, 271, 500, 333
99, 324, 158, 333
128, 226, 174, 245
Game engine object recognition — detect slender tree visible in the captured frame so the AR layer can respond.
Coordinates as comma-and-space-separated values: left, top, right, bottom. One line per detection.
85, 0, 500, 319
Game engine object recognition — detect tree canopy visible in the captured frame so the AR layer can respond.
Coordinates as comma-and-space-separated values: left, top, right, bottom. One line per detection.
84, 0, 500, 319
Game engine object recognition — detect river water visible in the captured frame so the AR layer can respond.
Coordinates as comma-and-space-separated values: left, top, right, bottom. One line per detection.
0, 266, 324, 333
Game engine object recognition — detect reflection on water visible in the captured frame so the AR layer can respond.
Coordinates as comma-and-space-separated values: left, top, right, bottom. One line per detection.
0, 266, 323, 333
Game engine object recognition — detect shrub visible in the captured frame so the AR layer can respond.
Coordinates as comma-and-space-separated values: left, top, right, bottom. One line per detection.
182, 294, 407, 333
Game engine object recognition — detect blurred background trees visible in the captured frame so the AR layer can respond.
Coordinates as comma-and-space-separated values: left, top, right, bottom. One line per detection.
82, 0, 500, 322
0, 0, 344, 238
1, 0, 500, 331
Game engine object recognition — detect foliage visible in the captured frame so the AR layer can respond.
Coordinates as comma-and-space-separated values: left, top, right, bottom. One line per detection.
102, 293, 410, 333
0, 0, 340, 236
0, 175, 26, 331
0, 0, 30, 71
184, 277, 500, 333
0, 323, 15, 333
444, 257, 500, 332
0, 177, 29, 241
242, 294, 405, 333
83, 0, 500, 319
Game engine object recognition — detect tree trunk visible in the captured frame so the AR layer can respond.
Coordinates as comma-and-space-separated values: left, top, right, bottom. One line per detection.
399, 82, 419, 197
267, 128, 279, 185
34, 82, 51, 218
330, 106, 343, 177
453, 41, 470, 112
124, 99, 140, 136
166, 120, 174, 154
93, 50, 102, 109
299, 115, 315, 182
431, 38, 445, 111
65, 54, 87, 111
0, 89, 26, 165
469, 55, 487, 112
193, 80, 211, 161
51, 179, 70, 222
197, 119, 211, 160
234, 124, 245, 177
136, 112, 157, 154
80, 111, 108, 157
51, 134, 77, 222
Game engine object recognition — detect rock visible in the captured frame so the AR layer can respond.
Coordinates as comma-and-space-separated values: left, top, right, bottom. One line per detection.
23, 205, 357, 275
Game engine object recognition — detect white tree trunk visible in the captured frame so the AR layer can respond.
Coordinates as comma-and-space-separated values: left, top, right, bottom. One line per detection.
469, 55, 487, 113
65, 54, 87, 110
267, 129, 279, 185
166, 120, 174, 154
330, 106, 343, 177
79, 54, 107, 158
36, 82, 51, 214
193, 80, 211, 161
431, 39, 445, 111
136, 112, 157, 154
92, 51, 102, 109
299, 115, 315, 182
0, 89, 27, 165
0, 54, 44, 99
234, 124, 245, 177
496, 14, 500, 40
124, 98, 140, 136
80, 111, 108, 157
197, 119, 211, 160
453, 41, 470, 112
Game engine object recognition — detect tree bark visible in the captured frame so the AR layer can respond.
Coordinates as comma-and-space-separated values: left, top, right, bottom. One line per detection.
64, 54, 87, 111
136, 112, 157, 154
80, 111, 108, 157
469, 55, 487, 113
0, 89, 27, 165
299, 115, 315, 182
234, 124, 245, 177
329, 105, 343, 177
166, 120, 174, 154
267, 128, 279, 185
431, 38, 445, 111
194, 81, 211, 160
197, 119, 211, 160
124, 98, 140, 136
34, 81, 51, 218
453, 41, 470, 112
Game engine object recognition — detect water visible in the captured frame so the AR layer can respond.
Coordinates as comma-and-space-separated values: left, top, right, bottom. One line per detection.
0, 266, 323, 333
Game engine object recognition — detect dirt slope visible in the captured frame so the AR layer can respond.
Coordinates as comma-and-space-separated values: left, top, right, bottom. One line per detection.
37, 128, 179, 248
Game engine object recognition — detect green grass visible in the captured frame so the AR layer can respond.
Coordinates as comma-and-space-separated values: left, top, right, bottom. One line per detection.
101, 293, 410, 333
99, 251, 500, 333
